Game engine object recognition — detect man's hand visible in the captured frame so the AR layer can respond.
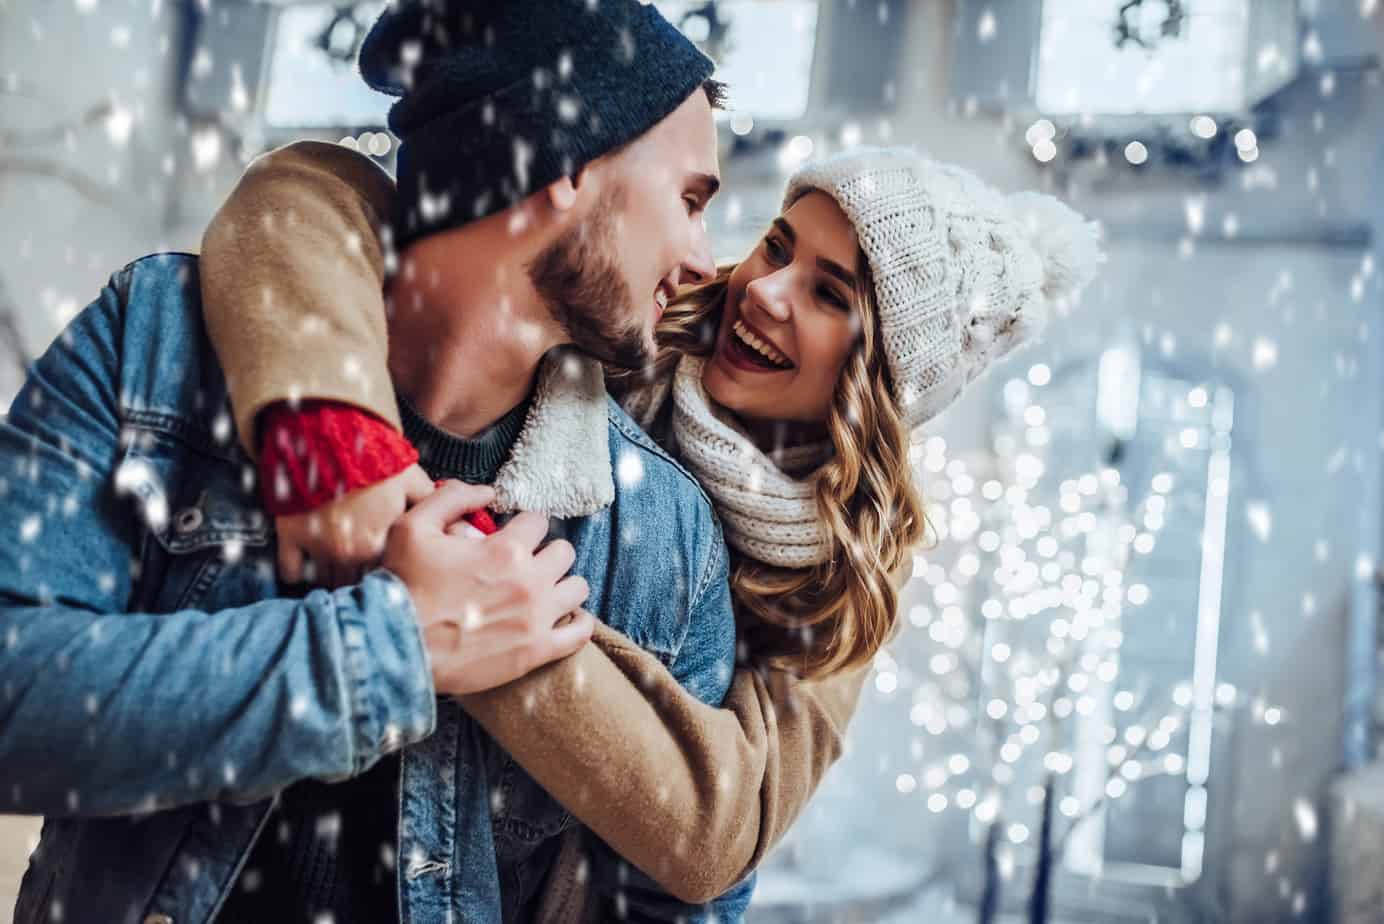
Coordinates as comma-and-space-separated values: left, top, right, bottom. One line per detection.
383, 480, 595, 696
276, 464, 435, 588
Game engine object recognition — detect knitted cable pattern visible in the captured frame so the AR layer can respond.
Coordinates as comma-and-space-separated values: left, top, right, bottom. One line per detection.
670, 357, 832, 569
783, 148, 1102, 431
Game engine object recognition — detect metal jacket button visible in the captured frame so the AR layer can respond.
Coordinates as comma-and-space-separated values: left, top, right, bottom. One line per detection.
174, 507, 204, 534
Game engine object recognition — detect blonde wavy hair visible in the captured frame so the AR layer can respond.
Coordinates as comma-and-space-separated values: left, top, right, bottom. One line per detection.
612, 252, 930, 680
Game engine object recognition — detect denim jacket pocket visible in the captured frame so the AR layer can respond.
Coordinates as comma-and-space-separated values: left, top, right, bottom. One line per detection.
114, 429, 274, 614
489, 753, 575, 919
491, 754, 573, 848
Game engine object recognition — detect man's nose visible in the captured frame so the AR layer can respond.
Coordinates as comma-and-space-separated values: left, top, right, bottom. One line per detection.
677, 222, 716, 286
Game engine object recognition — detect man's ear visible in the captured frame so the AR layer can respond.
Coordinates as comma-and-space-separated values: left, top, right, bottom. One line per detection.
546, 175, 578, 211
545, 163, 597, 212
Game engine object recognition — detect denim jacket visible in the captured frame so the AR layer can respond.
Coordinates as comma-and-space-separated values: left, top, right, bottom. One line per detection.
2, 254, 754, 924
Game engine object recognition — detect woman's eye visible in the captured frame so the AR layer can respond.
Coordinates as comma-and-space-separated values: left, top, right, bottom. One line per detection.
764, 237, 787, 263
818, 287, 848, 310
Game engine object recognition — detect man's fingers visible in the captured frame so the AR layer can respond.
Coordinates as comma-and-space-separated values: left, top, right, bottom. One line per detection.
493, 511, 550, 555
405, 480, 496, 531
401, 465, 435, 506
532, 538, 576, 581
470, 576, 585, 640
544, 607, 596, 660
278, 538, 305, 585
550, 574, 591, 617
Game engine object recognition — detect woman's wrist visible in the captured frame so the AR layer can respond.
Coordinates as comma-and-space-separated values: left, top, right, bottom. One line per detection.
259, 400, 419, 515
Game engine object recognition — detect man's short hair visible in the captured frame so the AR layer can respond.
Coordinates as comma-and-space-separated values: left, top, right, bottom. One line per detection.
702, 78, 728, 111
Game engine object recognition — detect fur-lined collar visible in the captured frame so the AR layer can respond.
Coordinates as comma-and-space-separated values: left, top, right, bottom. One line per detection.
490, 347, 615, 518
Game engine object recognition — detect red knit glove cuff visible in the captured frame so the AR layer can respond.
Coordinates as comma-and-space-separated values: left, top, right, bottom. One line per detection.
465, 508, 498, 534
429, 479, 499, 536
259, 400, 419, 516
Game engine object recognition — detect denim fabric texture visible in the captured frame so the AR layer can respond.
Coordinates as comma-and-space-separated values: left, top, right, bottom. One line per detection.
2, 254, 754, 924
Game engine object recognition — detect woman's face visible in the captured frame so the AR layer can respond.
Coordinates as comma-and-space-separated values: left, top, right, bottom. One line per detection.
701, 191, 863, 426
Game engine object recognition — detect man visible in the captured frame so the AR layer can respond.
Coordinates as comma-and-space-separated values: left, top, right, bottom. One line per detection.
3, 2, 750, 922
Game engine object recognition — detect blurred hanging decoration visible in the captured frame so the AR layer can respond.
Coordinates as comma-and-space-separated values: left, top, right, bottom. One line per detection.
311, 3, 378, 68
1112, 0, 1188, 50
974, 0, 1303, 178
673, 2, 734, 64
185, 2, 392, 134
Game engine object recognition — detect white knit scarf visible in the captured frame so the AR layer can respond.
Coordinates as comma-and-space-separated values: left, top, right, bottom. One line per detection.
665, 356, 834, 569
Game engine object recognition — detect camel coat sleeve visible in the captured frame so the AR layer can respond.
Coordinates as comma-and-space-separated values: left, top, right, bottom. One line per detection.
464, 622, 871, 903
196, 138, 905, 902
199, 140, 401, 454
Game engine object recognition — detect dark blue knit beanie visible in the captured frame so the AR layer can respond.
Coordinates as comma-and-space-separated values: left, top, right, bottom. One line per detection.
358, 0, 715, 250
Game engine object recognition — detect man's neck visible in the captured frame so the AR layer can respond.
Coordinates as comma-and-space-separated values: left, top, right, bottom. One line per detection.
385, 230, 564, 438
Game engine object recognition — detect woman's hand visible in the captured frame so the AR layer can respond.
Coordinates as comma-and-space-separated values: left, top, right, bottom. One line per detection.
275, 463, 435, 588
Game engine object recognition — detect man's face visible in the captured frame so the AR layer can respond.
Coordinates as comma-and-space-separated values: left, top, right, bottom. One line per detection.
529, 90, 721, 369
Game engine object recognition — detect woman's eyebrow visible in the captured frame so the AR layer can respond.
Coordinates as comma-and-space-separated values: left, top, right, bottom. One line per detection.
817, 258, 856, 289
772, 216, 855, 287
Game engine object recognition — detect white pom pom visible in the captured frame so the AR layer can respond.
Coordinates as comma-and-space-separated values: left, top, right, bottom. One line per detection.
1007, 191, 1104, 302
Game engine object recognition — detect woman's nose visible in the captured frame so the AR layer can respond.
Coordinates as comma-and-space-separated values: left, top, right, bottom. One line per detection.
745, 271, 793, 323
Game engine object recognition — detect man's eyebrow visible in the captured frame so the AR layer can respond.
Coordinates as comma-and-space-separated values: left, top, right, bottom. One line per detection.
688, 172, 721, 202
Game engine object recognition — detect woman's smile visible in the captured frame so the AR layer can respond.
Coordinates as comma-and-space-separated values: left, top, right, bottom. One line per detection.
716, 308, 796, 374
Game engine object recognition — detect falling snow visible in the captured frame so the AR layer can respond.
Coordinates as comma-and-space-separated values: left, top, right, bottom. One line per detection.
0, 1, 1378, 921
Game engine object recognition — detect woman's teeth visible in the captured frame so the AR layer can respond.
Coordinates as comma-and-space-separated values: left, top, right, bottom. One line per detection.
654, 289, 669, 312
732, 320, 792, 369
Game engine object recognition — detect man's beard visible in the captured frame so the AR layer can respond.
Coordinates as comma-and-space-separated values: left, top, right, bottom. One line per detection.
528, 193, 652, 371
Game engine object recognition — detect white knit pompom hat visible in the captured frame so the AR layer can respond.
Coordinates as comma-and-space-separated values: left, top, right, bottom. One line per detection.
784, 148, 1104, 431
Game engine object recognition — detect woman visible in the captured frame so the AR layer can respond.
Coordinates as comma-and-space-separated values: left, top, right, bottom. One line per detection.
199, 142, 1100, 914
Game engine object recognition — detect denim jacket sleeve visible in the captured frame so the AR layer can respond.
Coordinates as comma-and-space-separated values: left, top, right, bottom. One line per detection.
586, 531, 756, 921
0, 266, 437, 818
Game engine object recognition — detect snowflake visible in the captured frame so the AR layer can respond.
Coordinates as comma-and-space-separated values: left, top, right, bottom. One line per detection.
616, 451, 644, 488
